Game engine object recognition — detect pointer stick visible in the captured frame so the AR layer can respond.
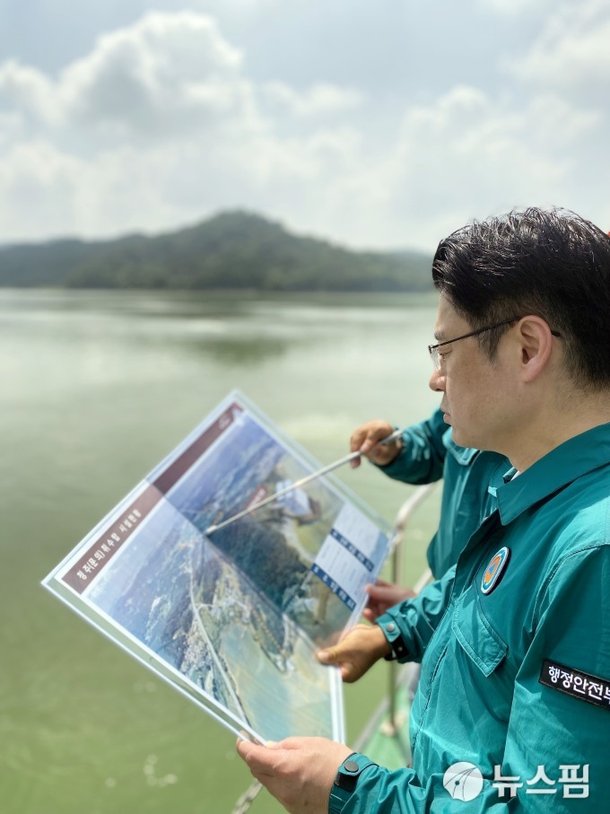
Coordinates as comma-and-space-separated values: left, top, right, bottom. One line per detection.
206, 428, 402, 535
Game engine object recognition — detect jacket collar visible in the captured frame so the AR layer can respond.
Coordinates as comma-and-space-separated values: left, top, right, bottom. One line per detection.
494, 422, 610, 525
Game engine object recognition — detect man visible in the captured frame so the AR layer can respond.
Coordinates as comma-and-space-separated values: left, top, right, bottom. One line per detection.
350, 411, 508, 622
237, 208, 610, 812
350, 410, 508, 584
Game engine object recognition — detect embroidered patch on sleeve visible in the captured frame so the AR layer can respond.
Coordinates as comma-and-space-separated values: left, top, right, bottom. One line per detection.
539, 659, 610, 711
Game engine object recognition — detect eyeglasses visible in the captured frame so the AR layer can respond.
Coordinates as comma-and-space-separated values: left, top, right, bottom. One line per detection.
428, 317, 561, 370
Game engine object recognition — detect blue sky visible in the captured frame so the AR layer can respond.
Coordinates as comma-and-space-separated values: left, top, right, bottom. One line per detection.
0, 0, 608, 250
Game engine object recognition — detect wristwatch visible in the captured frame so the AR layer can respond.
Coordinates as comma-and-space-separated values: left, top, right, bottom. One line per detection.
329, 752, 378, 813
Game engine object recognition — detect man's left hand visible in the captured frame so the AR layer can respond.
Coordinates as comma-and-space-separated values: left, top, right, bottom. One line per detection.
236, 736, 353, 814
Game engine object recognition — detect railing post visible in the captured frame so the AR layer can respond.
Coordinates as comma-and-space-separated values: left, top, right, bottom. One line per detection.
385, 483, 436, 737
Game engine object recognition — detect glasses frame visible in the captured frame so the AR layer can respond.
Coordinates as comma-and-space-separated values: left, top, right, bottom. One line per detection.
428, 317, 561, 370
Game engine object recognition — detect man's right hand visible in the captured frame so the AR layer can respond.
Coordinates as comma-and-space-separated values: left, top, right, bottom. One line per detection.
317, 624, 391, 682
350, 419, 403, 469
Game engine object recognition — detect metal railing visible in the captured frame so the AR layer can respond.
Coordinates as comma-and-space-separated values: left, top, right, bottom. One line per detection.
383, 483, 436, 742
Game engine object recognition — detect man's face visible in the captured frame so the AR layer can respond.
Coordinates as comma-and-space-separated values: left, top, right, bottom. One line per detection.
429, 295, 516, 453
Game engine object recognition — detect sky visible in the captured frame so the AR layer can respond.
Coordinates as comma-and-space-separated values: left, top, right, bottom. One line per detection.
0, 0, 609, 251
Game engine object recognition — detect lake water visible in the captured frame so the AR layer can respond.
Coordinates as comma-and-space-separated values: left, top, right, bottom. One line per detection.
0, 289, 442, 814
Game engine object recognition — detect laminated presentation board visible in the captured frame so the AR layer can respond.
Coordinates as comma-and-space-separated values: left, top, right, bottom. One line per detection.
43, 392, 391, 744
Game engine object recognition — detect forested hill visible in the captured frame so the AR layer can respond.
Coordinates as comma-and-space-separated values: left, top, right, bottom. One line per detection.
0, 211, 433, 292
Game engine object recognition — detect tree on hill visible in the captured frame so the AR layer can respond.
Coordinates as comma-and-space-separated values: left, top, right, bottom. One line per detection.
0, 210, 433, 292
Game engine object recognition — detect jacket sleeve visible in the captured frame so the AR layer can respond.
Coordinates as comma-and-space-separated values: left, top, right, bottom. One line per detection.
378, 408, 448, 485
332, 762, 510, 813
376, 566, 456, 664
334, 545, 610, 813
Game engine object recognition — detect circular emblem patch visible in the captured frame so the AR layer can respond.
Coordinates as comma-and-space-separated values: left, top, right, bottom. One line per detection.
481, 546, 511, 595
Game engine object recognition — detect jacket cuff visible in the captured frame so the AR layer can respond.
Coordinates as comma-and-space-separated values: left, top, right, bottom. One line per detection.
377, 613, 410, 662
328, 752, 378, 813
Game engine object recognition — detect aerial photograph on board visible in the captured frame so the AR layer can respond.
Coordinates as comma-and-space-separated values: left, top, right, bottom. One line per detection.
48, 395, 389, 743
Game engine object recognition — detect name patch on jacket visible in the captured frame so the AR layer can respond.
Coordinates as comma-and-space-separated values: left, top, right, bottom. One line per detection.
539, 659, 610, 711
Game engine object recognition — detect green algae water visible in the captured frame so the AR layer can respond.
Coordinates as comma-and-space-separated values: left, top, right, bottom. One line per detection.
0, 289, 441, 814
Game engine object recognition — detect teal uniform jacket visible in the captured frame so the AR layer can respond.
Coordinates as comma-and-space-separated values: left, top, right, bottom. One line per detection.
380, 408, 507, 577
336, 423, 610, 812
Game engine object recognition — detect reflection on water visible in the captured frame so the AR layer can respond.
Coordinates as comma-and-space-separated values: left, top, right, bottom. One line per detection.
189, 335, 290, 364
0, 288, 441, 814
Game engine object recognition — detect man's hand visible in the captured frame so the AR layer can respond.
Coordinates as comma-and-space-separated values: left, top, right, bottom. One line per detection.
350, 420, 402, 469
362, 580, 415, 622
317, 624, 391, 681
236, 736, 352, 814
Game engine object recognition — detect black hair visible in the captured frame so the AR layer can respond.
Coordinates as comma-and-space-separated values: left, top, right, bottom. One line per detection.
431, 207, 610, 387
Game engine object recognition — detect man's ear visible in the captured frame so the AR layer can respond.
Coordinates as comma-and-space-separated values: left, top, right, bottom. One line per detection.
517, 316, 554, 382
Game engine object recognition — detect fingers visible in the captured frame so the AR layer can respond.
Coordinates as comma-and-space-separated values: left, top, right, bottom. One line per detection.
351, 423, 391, 455
349, 420, 401, 467
366, 582, 414, 606
237, 738, 280, 778
317, 644, 340, 665
363, 580, 415, 621
317, 643, 356, 667
317, 627, 386, 683
365, 578, 393, 593
349, 427, 367, 469
316, 645, 358, 681
317, 647, 370, 684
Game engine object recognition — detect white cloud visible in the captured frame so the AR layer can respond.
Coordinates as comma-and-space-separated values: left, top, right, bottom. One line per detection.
513, 0, 610, 101
60, 12, 251, 140
295, 79, 605, 250
0, 60, 58, 127
0, 10, 372, 242
475, 0, 553, 14
0, 5, 609, 249
260, 82, 362, 118
0, 12, 255, 143
0, 141, 85, 235
0, 110, 24, 148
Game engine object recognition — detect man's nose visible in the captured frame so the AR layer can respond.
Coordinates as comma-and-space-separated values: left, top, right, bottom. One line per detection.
429, 368, 445, 392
